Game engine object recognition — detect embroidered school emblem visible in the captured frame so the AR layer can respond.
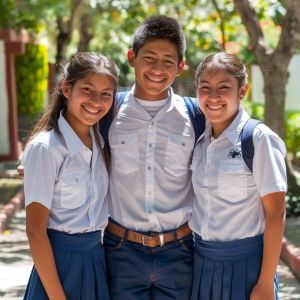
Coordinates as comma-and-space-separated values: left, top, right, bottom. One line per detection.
228, 148, 241, 158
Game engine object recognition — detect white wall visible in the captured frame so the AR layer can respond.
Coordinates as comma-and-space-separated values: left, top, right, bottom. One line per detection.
0, 40, 10, 155
251, 54, 300, 111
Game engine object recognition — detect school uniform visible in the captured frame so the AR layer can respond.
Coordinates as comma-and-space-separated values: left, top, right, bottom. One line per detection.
104, 85, 196, 300
189, 107, 287, 300
23, 112, 110, 300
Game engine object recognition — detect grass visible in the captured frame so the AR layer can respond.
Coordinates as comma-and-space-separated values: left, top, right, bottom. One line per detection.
0, 178, 24, 211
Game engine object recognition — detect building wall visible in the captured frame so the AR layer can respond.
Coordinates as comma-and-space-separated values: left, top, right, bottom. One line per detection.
251, 54, 300, 111
0, 40, 10, 155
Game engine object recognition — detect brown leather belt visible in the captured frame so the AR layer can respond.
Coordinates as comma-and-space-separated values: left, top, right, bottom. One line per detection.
106, 220, 193, 248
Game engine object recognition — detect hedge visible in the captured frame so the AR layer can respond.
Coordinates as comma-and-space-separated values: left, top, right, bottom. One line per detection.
15, 44, 48, 117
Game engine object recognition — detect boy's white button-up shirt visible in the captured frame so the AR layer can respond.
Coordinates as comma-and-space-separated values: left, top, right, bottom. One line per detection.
108, 85, 195, 232
189, 107, 287, 242
22, 113, 109, 234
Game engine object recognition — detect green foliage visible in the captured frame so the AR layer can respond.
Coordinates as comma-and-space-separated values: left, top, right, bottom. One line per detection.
286, 112, 300, 166
285, 193, 300, 216
15, 44, 49, 117
0, 0, 37, 32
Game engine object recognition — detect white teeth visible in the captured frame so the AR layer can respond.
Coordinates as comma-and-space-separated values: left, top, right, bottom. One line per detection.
83, 106, 100, 113
208, 105, 223, 110
147, 76, 164, 82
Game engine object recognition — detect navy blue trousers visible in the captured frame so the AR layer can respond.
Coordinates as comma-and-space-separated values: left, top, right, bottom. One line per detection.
24, 229, 109, 300
191, 233, 279, 300
103, 219, 194, 300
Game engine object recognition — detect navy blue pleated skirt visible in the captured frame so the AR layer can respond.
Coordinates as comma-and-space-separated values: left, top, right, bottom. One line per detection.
191, 233, 279, 300
23, 229, 110, 300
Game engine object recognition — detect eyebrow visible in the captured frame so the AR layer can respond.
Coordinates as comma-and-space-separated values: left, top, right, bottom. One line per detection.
142, 50, 177, 60
199, 79, 232, 84
82, 82, 114, 91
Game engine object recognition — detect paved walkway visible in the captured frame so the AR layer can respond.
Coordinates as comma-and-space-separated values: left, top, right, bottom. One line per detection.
1, 211, 300, 299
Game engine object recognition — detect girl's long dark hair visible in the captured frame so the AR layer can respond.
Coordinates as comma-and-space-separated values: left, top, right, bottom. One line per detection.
26, 52, 120, 173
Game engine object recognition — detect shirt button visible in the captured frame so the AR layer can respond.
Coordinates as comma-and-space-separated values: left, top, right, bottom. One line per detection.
149, 144, 152, 147
148, 191, 152, 195
211, 143, 215, 148
121, 141, 125, 144
205, 211, 209, 217
148, 166, 151, 170
151, 122, 154, 125
85, 147, 88, 151
203, 233, 207, 238
91, 226, 95, 230
206, 165, 210, 170
203, 188, 207, 194
75, 178, 78, 182
154, 225, 156, 228
91, 204, 95, 209
182, 142, 185, 146
148, 210, 152, 214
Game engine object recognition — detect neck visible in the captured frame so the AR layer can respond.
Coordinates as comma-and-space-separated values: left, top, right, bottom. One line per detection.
134, 81, 169, 100
64, 111, 91, 141
212, 109, 239, 139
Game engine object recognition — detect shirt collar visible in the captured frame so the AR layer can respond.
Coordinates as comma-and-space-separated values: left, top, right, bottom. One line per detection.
222, 107, 250, 145
58, 111, 104, 157
126, 84, 177, 113
196, 107, 250, 145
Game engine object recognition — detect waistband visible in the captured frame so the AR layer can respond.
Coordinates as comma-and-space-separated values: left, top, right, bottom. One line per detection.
106, 218, 192, 247
47, 229, 102, 253
194, 233, 263, 261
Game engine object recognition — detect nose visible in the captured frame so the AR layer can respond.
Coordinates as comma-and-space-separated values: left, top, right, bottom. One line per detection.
89, 93, 102, 106
151, 60, 164, 74
209, 88, 220, 101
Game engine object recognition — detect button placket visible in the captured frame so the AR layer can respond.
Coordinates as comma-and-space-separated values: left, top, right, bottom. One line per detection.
144, 120, 161, 232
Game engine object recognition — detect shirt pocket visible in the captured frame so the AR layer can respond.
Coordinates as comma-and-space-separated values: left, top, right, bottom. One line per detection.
218, 159, 247, 202
164, 134, 194, 177
110, 133, 139, 174
61, 169, 90, 209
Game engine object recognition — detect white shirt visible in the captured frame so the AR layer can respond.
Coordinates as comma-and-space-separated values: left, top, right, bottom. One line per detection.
108, 85, 195, 232
189, 107, 287, 242
22, 113, 109, 234
135, 97, 170, 118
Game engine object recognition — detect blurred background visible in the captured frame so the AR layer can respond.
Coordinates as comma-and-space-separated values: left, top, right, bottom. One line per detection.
0, 0, 300, 298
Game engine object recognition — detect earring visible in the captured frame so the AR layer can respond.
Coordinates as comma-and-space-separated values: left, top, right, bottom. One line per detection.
240, 95, 243, 99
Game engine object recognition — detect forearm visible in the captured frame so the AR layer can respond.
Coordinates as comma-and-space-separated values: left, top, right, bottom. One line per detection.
259, 211, 285, 283
28, 232, 66, 300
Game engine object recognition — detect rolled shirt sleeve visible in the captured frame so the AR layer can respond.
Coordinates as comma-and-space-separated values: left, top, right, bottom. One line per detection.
252, 124, 287, 198
22, 142, 59, 210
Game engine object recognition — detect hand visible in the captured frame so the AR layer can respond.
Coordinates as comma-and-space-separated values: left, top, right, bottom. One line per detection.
250, 280, 275, 300
17, 164, 24, 179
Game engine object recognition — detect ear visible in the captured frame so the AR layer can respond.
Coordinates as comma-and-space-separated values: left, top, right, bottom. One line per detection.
239, 83, 249, 101
127, 49, 135, 68
61, 79, 70, 99
176, 59, 186, 77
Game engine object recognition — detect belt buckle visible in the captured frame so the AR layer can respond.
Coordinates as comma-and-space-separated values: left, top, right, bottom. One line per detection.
142, 233, 165, 247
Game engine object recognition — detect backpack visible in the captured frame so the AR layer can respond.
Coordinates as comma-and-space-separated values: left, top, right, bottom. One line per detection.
241, 118, 263, 173
100, 91, 206, 152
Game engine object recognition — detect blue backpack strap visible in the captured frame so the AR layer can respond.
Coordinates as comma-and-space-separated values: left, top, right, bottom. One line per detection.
100, 91, 129, 153
241, 118, 263, 173
183, 97, 206, 145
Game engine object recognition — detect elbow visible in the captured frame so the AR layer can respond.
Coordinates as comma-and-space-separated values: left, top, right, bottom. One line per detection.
26, 225, 44, 241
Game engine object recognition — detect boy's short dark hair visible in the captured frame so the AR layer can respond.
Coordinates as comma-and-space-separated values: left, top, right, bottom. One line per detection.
132, 16, 186, 63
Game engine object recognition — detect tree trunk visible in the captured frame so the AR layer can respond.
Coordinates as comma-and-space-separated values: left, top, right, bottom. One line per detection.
262, 64, 287, 140
78, 13, 93, 53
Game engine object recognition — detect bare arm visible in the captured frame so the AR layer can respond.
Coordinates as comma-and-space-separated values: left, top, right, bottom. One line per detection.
17, 164, 24, 179
26, 202, 67, 300
250, 191, 286, 300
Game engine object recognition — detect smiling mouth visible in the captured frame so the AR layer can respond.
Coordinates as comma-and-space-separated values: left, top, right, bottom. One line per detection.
82, 105, 101, 114
207, 104, 225, 110
145, 75, 166, 82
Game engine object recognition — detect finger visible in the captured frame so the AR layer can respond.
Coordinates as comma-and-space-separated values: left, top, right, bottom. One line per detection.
17, 165, 24, 175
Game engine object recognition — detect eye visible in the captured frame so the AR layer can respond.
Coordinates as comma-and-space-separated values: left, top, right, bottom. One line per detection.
166, 60, 174, 64
220, 86, 229, 89
83, 87, 92, 92
102, 92, 112, 96
145, 56, 154, 60
200, 86, 209, 89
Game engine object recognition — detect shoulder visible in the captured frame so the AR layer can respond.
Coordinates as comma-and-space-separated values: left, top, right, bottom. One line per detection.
24, 130, 65, 164
253, 123, 286, 156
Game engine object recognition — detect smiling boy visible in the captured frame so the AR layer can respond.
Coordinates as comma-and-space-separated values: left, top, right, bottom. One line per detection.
103, 16, 204, 300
